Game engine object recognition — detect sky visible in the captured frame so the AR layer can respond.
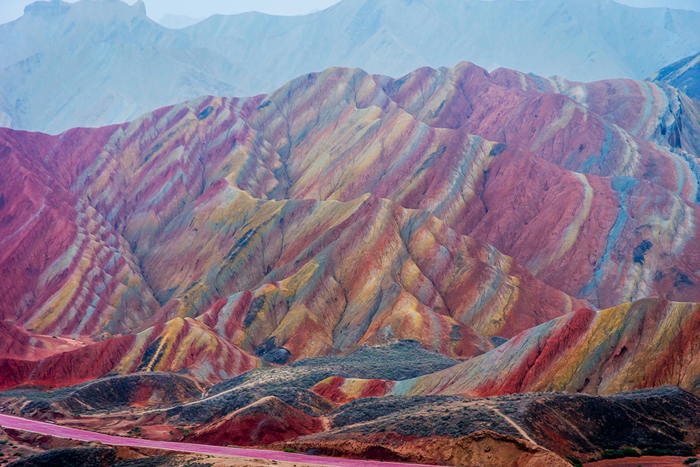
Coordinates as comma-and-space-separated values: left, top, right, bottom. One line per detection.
2, 0, 699, 25
0, 0, 343, 24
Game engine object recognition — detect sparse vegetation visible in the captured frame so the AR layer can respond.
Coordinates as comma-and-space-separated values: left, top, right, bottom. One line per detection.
567, 456, 582, 467
641, 447, 694, 457
600, 450, 624, 460
209, 340, 460, 398
684, 458, 698, 465
177, 427, 192, 436
601, 448, 641, 459
283, 448, 296, 453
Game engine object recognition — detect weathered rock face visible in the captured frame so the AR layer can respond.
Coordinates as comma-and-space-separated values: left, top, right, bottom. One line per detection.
4, 0, 700, 134
0, 128, 160, 338
185, 396, 324, 446
187, 191, 584, 360
652, 52, 700, 100
365, 299, 700, 397
0, 321, 85, 360
0, 334, 137, 390
0, 317, 259, 390
9, 373, 202, 416
2, 62, 700, 388
279, 430, 571, 467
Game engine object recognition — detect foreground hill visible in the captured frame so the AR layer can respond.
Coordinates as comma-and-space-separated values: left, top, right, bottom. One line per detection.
4, 357, 698, 464
319, 298, 700, 398
279, 386, 699, 462
2, 0, 700, 133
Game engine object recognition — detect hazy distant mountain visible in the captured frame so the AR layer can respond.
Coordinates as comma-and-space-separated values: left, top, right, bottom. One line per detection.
616, 0, 700, 10
2, 0, 700, 133
185, 0, 700, 82
0, 0, 257, 133
158, 13, 203, 29
651, 52, 700, 99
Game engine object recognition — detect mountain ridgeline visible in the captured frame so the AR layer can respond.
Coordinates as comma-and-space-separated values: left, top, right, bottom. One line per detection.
2, 0, 700, 133
2, 61, 700, 392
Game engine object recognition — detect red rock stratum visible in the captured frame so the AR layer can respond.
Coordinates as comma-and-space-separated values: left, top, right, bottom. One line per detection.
2, 62, 700, 388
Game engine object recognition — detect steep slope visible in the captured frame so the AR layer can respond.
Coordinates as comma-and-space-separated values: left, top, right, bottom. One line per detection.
185, 396, 325, 446
0, 317, 259, 390
237, 67, 700, 307
375, 64, 700, 201
162, 189, 581, 359
57, 66, 700, 309
0, 321, 86, 361
4, 62, 700, 387
0, 70, 595, 342
0, 127, 161, 338
3, 0, 700, 133
651, 52, 700, 100
347, 298, 700, 398
0, 0, 242, 134
0, 106, 585, 350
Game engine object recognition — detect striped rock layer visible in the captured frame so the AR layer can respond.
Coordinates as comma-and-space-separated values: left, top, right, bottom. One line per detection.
651, 52, 700, 100
2, 62, 700, 387
0, 317, 259, 390
319, 298, 700, 400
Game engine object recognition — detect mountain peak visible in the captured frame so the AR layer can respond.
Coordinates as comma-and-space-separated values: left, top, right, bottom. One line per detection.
24, 0, 147, 19
24, 0, 71, 17
134, 0, 146, 16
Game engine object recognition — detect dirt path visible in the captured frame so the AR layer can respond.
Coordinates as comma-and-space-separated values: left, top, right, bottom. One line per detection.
486, 405, 538, 445
0, 414, 434, 467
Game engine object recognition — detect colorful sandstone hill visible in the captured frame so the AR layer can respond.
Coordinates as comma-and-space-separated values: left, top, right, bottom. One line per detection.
2, 62, 700, 390
312, 298, 700, 401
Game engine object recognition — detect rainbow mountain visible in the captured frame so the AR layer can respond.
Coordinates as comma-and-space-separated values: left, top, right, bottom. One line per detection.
2, 61, 700, 392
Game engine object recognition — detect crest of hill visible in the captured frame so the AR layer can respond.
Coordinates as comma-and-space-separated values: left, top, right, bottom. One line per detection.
2, 0, 700, 133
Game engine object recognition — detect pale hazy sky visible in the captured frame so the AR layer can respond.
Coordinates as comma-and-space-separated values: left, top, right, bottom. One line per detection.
2, 0, 699, 25
0, 0, 343, 24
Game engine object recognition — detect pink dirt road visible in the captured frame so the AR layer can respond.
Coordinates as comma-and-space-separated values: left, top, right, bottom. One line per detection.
0, 414, 434, 467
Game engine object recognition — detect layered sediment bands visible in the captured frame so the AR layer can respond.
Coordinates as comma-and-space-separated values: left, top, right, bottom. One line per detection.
380, 298, 700, 397
3, 65, 699, 321
312, 376, 396, 404
472, 151, 700, 308
185, 396, 324, 446
279, 430, 570, 467
0, 129, 160, 337
0, 321, 86, 360
15, 373, 202, 415
652, 52, 700, 100
187, 189, 585, 359
112, 317, 259, 382
377, 64, 700, 202
0, 334, 137, 390
3, 62, 700, 383
0, 317, 258, 390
